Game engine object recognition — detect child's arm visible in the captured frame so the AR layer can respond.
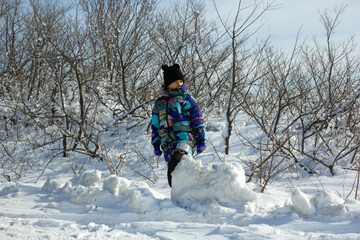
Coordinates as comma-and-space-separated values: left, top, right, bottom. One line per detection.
151, 101, 161, 147
185, 96, 207, 143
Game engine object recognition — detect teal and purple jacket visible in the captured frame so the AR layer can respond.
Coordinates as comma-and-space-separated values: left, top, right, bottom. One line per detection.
151, 83, 206, 162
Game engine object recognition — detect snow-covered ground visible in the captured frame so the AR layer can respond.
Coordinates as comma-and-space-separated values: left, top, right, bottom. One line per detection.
1, 116, 360, 239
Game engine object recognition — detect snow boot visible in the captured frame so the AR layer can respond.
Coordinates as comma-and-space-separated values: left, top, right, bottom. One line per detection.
167, 151, 184, 187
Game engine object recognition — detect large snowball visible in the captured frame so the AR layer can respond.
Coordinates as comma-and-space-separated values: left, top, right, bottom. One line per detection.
171, 155, 256, 206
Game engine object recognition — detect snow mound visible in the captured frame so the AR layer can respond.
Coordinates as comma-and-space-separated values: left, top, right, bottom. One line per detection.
291, 188, 348, 217
314, 191, 347, 216
79, 170, 102, 187
40, 170, 164, 213
171, 155, 256, 206
42, 178, 63, 192
291, 188, 316, 216
0, 184, 19, 198
103, 175, 130, 196
70, 185, 101, 204
126, 187, 161, 212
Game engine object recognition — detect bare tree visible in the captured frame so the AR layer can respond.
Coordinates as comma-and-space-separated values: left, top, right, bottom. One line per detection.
214, 0, 276, 154
293, 6, 360, 175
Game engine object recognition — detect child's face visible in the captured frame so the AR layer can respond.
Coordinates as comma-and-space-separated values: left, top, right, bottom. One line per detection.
167, 80, 184, 90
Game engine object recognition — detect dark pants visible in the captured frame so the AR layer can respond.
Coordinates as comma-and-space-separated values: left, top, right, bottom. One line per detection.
167, 151, 184, 187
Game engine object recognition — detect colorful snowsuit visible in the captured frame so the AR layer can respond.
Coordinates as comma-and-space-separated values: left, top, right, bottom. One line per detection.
151, 83, 206, 163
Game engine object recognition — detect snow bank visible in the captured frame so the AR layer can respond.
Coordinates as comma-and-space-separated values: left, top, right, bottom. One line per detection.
171, 155, 256, 206
291, 188, 348, 217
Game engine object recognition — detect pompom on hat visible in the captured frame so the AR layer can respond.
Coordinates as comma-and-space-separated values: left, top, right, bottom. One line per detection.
162, 64, 184, 87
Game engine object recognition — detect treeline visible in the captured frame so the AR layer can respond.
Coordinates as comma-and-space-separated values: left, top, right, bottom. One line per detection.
0, 0, 359, 192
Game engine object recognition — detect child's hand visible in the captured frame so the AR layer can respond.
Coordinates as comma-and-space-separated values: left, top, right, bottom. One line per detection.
154, 145, 162, 156
197, 143, 206, 154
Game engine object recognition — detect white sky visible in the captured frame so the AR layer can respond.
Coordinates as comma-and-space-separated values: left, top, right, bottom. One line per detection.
160, 0, 360, 51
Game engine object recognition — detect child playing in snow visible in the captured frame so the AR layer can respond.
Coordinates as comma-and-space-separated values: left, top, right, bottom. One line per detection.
151, 64, 207, 187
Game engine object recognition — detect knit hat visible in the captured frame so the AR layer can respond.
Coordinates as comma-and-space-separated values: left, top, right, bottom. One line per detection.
162, 64, 184, 87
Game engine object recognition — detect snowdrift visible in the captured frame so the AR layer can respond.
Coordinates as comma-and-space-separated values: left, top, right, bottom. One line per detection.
39, 157, 258, 215
37, 157, 352, 221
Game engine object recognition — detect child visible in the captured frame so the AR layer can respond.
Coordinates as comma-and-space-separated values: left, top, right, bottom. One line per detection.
151, 64, 207, 187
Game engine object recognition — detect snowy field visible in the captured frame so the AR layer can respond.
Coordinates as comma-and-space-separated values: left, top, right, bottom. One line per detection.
1, 116, 360, 240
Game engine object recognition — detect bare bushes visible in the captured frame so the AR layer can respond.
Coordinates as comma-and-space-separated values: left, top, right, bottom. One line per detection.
237, 7, 360, 191
0, 1, 359, 189
0, 0, 159, 179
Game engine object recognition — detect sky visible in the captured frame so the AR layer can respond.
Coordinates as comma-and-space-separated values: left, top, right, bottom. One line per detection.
160, 0, 360, 51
